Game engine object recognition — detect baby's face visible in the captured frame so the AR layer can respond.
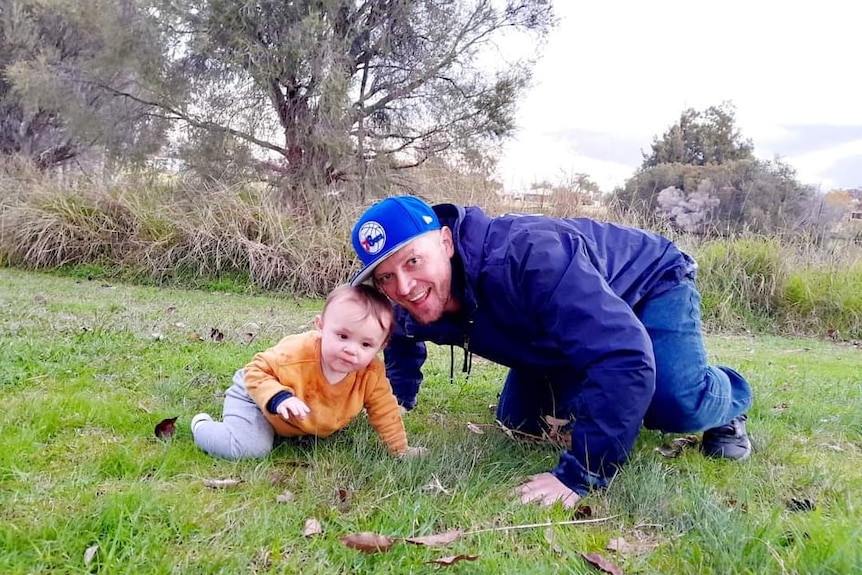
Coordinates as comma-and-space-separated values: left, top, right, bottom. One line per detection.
317, 298, 389, 377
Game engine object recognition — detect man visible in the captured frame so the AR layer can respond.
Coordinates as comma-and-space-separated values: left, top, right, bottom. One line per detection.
350, 196, 753, 507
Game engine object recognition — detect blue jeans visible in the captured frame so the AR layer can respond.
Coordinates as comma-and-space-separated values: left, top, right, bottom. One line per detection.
496, 279, 753, 434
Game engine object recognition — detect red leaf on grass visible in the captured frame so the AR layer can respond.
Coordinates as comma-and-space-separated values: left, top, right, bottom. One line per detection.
154, 417, 178, 438
405, 530, 463, 547
340, 532, 396, 553
581, 552, 625, 575
426, 554, 479, 566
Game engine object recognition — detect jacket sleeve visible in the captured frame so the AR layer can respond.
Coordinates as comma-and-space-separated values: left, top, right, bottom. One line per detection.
363, 368, 409, 455
510, 230, 656, 494
383, 326, 427, 410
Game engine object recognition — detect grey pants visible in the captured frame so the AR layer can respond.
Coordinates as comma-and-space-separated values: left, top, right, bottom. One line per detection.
192, 369, 276, 460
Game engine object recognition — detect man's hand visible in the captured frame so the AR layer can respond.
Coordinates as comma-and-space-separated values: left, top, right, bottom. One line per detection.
276, 397, 311, 421
515, 472, 581, 508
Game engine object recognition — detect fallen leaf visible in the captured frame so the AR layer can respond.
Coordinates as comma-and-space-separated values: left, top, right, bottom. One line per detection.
188, 332, 204, 341
203, 478, 243, 489
83, 544, 99, 566
423, 475, 451, 495
276, 491, 295, 503
154, 417, 178, 438
405, 530, 463, 547
581, 552, 624, 575
303, 518, 323, 537
166, 306, 177, 314
340, 532, 396, 553
654, 435, 699, 458
544, 527, 563, 554
544, 415, 570, 428
607, 537, 658, 556
787, 497, 816, 512
574, 505, 593, 519
426, 554, 479, 566
466, 422, 484, 434
336, 488, 354, 512
210, 327, 225, 342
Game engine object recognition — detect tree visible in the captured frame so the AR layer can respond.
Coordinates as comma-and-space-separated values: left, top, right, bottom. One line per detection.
641, 102, 754, 169
0, 0, 169, 169
136, 0, 555, 196
612, 102, 821, 236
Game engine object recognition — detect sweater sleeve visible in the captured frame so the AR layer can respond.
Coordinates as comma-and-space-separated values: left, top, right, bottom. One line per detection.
243, 342, 296, 411
363, 365, 409, 455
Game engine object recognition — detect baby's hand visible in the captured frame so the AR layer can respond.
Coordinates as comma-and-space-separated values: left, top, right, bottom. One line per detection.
276, 397, 310, 421
398, 446, 427, 459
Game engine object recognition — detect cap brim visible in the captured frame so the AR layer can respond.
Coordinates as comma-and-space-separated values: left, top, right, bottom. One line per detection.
350, 230, 437, 287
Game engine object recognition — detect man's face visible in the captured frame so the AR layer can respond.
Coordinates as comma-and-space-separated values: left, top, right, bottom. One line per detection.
372, 229, 456, 324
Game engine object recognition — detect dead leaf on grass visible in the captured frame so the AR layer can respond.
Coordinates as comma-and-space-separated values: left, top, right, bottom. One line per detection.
303, 518, 323, 537
466, 422, 484, 434
276, 491, 294, 503
426, 554, 479, 566
787, 497, 816, 512
154, 417, 178, 439
340, 532, 396, 553
544, 527, 563, 554
83, 544, 99, 566
654, 435, 699, 458
423, 475, 451, 495
203, 478, 243, 489
335, 488, 354, 511
607, 537, 658, 556
405, 530, 463, 547
581, 552, 625, 575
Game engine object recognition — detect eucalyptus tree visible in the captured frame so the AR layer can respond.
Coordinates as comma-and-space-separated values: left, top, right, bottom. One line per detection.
0, 0, 169, 169
145, 0, 555, 195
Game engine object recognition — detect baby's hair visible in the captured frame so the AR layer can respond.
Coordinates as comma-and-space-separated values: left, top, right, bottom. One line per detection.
322, 284, 395, 337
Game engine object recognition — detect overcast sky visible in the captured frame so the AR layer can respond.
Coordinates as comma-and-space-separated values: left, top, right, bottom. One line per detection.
497, 1, 861, 193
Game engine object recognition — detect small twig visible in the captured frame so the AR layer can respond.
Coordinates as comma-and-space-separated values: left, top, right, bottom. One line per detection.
464, 515, 619, 536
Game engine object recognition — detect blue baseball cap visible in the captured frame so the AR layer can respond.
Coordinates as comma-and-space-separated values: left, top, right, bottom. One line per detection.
351, 196, 440, 286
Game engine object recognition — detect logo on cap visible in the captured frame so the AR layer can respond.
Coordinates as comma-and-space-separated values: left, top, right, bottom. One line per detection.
358, 221, 385, 255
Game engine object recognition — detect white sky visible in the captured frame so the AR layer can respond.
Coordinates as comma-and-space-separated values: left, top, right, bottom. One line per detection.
497, 1, 862, 192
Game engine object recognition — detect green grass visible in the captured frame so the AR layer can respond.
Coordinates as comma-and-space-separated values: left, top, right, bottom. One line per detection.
1, 268, 860, 574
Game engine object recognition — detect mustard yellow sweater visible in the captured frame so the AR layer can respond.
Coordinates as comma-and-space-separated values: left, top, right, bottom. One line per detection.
243, 331, 407, 455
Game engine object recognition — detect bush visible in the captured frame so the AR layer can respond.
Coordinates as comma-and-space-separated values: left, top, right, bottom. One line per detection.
694, 237, 787, 332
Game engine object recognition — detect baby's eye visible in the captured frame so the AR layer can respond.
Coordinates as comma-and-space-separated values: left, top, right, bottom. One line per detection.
362, 342, 374, 348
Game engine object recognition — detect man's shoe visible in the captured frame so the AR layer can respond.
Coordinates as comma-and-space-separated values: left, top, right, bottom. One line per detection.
701, 414, 751, 460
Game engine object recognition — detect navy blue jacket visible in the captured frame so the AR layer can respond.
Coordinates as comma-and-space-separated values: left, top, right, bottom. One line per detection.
384, 203, 697, 494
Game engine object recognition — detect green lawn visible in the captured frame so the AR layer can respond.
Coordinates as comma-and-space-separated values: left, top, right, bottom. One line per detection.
1, 268, 860, 574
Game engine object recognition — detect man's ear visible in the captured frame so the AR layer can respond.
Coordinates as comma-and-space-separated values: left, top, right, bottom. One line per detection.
440, 226, 455, 258
313, 314, 323, 331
